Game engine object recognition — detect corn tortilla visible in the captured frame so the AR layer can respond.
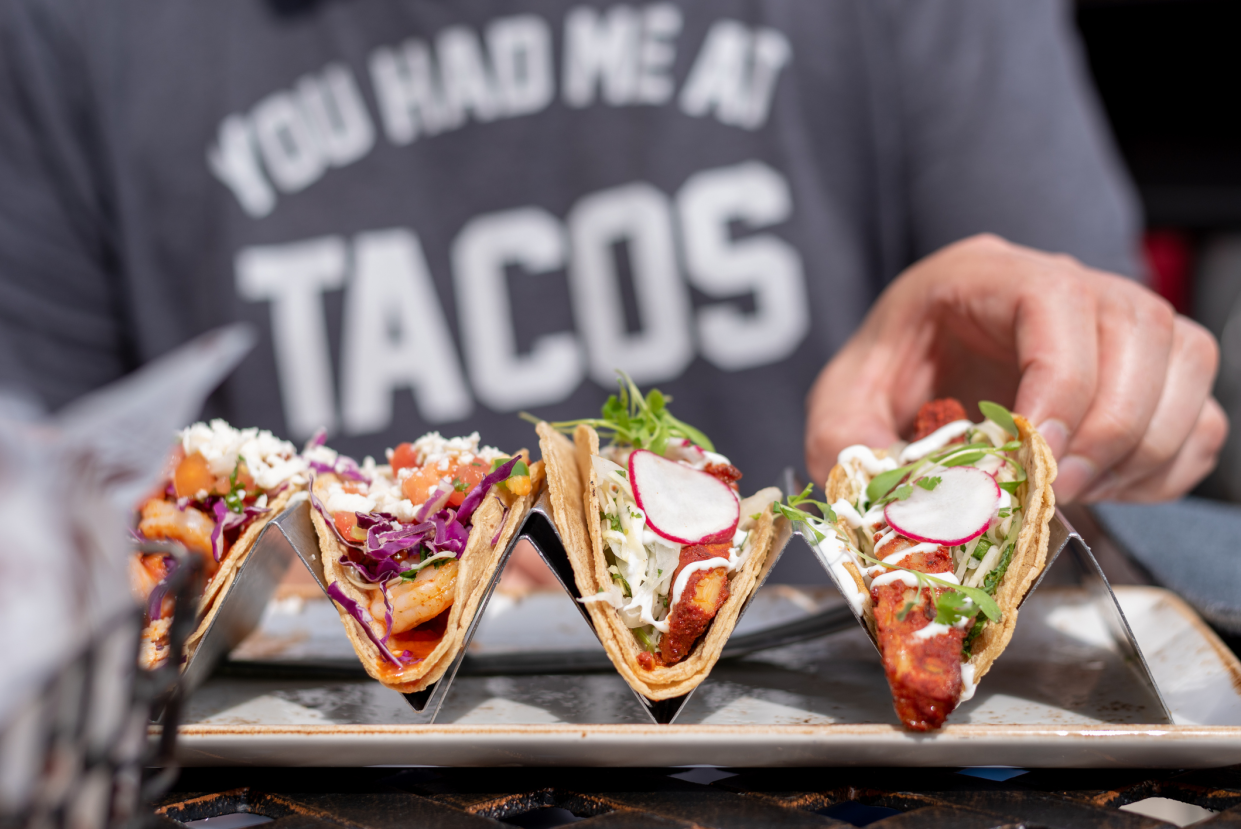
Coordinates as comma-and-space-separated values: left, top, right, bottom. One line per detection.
311, 473, 530, 694
537, 421, 785, 701
824, 413, 1056, 687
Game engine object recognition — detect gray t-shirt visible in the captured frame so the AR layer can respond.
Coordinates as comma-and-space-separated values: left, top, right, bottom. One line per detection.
0, 0, 1138, 576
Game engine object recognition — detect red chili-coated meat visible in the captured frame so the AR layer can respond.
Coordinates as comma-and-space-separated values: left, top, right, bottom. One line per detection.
869, 542, 966, 731
659, 543, 731, 665
704, 462, 743, 491
911, 398, 968, 441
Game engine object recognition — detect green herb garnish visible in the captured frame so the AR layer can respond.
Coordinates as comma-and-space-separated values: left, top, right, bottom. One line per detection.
774, 484, 838, 542
224, 462, 247, 514
917, 476, 941, 491
523, 370, 713, 456
978, 400, 1018, 438
632, 625, 658, 653
857, 548, 1002, 625
490, 457, 530, 477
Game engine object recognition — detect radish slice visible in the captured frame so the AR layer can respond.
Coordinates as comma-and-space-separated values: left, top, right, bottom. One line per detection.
628, 449, 739, 545
884, 466, 1000, 546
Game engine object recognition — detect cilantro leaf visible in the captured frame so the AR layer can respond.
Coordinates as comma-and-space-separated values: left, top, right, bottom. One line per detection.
916, 476, 941, 491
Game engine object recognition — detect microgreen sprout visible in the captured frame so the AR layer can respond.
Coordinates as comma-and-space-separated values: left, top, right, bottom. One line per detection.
524, 370, 713, 456
773, 484, 837, 542
978, 400, 1018, 438
224, 462, 247, 514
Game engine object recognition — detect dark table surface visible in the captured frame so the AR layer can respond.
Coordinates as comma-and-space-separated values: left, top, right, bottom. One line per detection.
156, 764, 1241, 828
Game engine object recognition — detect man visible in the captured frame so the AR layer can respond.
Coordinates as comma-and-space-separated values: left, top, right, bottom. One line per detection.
0, 0, 1224, 583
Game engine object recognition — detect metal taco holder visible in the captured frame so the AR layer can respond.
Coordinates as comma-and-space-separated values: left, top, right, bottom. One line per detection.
524, 484, 796, 725
280, 494, 524, 723
172, 493, 304, 697
788, 473, 1173, 723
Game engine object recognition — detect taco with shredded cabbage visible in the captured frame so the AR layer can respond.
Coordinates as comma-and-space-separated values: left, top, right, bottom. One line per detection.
535, 374, 784, 701
782, 399, 1055, 730
129, 420, 306, 669
307, 432, 537, 693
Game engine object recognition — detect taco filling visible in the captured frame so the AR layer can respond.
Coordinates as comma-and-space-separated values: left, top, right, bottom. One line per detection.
587, 441, 761, 667
536, 373, 783, 700
130, 419, 306, 669
783, 399, 1055, 731
308, 432, 537, 688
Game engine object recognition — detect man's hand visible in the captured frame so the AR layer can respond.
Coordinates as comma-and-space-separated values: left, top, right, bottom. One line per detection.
805, 235, 1227, 503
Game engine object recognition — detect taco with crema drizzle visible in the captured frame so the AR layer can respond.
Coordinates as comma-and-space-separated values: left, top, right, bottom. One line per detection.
783, 399, 1055, 730
535, 374, 784, 701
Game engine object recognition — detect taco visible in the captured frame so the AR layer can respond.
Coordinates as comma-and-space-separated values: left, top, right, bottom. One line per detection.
793, 398, 1055, 730
536, 375, 784, 701
307, 432, 537, 693
129, 420, 306, 669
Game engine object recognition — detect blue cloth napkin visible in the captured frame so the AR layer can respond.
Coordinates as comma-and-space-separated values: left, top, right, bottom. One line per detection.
1092, 497, 1241, 634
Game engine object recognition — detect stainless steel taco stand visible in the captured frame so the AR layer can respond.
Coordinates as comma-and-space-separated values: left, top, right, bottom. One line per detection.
175, 494, 302, 696
523, 485, 797, 725
278, 494, 523, 723
788, 474, 1173, 724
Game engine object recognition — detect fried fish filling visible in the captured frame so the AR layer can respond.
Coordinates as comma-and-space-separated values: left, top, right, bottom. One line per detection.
659, 542, 731, 665
870, 536, 965, 732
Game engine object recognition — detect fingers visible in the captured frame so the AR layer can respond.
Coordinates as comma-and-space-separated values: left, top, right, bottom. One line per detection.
1008, 263, 1102, 459
1078, 316, 1220, 499
1049, 276, 1177, 501
805, 340, 913, 484
1085, 397, 1228, 502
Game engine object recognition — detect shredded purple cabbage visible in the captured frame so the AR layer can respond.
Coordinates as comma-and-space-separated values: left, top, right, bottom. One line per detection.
458, 458, 518, 525
415, 484, 453, 523
320, 455, 519, 649
145, 556, 177, 621
129, 527, 146, 543
208, 499, 271, 562
175, 496, 190, 511
307, 453, 370, 484
326, 582, 402, 666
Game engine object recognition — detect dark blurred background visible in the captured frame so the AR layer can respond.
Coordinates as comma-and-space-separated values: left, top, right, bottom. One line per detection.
1075, 0, 1241, 502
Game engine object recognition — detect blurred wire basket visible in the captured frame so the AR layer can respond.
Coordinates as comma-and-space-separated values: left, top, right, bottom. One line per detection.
0, 542, 201, 829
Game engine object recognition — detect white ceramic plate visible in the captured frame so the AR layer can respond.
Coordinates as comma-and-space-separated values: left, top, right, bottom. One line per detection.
169, 585, 1241, 767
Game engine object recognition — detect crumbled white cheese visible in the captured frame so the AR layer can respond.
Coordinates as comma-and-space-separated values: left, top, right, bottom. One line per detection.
409, 431, 503, 471
180, 419, 306, 490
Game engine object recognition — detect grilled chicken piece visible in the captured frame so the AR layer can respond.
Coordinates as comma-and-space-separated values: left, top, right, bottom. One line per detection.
870, 534, 966, 731
659, 542, 731, 665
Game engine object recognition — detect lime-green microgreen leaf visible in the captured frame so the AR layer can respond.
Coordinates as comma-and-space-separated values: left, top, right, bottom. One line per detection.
979, 400, 1018, 438
917, 476, 941, 491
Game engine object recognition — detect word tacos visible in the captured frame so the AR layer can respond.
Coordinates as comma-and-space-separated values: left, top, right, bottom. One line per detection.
786, 399, 1055, 730
308, 432, 538, 693
130, 420, 306, 669
536, 375, 783, 701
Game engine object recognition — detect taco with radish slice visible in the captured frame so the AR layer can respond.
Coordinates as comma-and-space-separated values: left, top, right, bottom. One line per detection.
781, 399, 1056, 731
535, 374, 785, 701
307, 432, 537, 693
130, 420, 306, 669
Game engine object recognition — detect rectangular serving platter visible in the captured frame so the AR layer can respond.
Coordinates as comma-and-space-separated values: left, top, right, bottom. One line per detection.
168, 583, 1241, 768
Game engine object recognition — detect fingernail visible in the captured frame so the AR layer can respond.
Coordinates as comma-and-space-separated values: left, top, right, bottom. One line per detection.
1054, 454, 1099, 503
1035, 419, 1070, 459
